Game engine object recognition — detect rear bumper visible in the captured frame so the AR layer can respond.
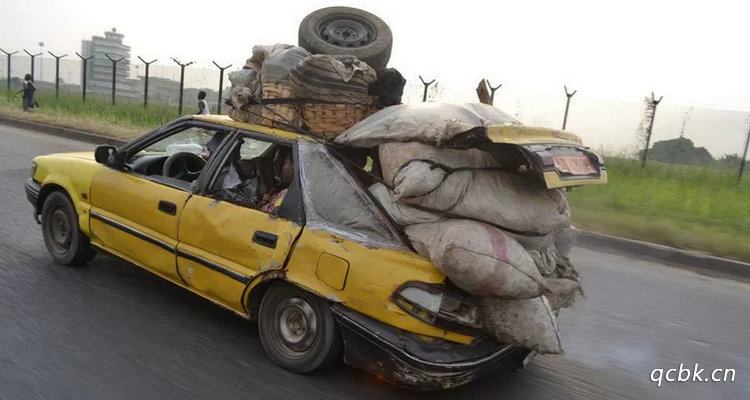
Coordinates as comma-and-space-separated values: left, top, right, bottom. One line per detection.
331, 304, 533, 390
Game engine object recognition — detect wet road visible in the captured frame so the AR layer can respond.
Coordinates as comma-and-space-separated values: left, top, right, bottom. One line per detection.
0, 124, 748, 399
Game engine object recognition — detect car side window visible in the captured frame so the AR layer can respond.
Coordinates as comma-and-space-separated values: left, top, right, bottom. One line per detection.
298, 141, 405, 249
125, 126, 229, 189
207, 135, 293, 215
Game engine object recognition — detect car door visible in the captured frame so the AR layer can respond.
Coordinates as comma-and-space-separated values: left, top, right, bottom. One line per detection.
89, 121, 232, 283
175, 132, 304, 312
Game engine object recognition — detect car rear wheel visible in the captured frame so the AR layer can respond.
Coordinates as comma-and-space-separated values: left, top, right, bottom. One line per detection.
258, 283, 342, 373
41, 191, 95, 266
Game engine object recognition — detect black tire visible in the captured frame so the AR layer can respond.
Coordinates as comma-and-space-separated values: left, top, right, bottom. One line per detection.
258, 283, 342, 373
298, 6, 393, 69
41, 191, 95, 266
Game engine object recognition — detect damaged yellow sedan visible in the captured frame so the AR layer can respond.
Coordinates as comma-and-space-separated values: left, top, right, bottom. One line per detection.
25, 114, 605, 389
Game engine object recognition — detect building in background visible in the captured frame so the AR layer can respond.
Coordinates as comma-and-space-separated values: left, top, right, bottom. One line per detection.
81, 28, 139, 98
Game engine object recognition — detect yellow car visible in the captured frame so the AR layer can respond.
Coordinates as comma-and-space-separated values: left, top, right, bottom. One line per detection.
25, 114, 606, 389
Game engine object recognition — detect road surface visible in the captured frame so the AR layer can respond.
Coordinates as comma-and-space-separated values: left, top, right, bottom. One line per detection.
0, 124, 748, 399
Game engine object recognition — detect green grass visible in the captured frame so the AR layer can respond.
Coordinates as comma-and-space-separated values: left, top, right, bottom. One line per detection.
568, 158, 750, 262
0, 90, 181, 139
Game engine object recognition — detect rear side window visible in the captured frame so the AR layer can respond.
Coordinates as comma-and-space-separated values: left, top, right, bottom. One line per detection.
298, 141, 405, 249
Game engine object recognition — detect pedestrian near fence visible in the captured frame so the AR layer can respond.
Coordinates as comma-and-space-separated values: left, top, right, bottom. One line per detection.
18, 74, 38, 112
197, 90, 210, 115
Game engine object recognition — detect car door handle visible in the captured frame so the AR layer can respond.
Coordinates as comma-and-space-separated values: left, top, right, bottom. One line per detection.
253, 231, 277, 249
158, 200, 177, 216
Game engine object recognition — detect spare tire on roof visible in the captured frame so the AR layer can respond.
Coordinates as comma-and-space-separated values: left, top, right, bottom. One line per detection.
298, 6, 393, 70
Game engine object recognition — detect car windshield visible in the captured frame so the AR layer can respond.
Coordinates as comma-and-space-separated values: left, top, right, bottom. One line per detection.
297, 141, 406, 250
132, 127, 216, 159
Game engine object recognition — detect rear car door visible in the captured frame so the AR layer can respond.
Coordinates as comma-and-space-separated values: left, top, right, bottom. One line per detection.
89, 122, 232, 283
175, 131, 304, 312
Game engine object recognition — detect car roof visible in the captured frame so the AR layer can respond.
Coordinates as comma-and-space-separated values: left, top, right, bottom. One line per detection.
192, 114, 313, 142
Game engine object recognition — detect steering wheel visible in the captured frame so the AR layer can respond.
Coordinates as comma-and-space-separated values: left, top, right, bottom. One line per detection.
162, 152, 207, 181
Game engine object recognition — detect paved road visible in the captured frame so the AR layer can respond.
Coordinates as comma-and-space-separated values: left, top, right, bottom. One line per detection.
0, 125, 748, 399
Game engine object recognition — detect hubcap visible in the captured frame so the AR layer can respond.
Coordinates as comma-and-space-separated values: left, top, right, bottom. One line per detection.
318, 17, 375, 48
274, 297, 318, 358
48, 208, 72, 254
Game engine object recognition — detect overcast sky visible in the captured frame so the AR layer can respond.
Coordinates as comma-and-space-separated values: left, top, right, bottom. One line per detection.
3, 0, 750, 155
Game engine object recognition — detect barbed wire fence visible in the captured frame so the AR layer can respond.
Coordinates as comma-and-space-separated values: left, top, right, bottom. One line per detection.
0, 51, 225, 113
0, 47, 749, 177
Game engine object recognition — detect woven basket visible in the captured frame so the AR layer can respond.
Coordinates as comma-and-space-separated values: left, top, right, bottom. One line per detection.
302, 99, 376, 139
259, 81, 300, 129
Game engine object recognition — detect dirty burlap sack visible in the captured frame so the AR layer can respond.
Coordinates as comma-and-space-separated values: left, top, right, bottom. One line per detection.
378, 141, 498, 186
480, 295, 563, 354
378, 141, 569, 234
335, 103, 519, 148
405, 220, 546, 299
395, 160, 569, 235
368, 183, 443, 226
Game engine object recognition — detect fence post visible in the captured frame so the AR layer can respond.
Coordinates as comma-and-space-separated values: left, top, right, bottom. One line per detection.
419, 75, 436, 102
487, 80, 502, 105
75, 52, 94, 102
138, 56, 157, 107
23, 49, 42, 81
105, 54, 124, 106
172, 58, 194, 116
641, 92, 663, 168
739, 119, 750, 181
47, 52, 67, 99
562, 85, 578, 130
212, 61, 232, 114
0, 48, 18, 92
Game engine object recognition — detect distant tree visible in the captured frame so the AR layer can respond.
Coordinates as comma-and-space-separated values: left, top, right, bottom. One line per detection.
716, 153, 743, 170
637, 137, 715, 166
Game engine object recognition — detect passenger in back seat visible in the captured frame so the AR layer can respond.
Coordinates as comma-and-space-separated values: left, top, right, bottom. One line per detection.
260, 149, 293, 214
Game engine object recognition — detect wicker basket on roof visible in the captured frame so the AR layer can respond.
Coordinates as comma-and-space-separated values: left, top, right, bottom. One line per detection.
302, 98, 377, 139
257, 81, 301, 129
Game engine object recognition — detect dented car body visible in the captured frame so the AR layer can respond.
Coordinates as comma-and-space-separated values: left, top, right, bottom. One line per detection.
25, 114, 597, 389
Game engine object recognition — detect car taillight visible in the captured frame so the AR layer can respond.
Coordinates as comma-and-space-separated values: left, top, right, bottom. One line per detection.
393, 282, 482, 333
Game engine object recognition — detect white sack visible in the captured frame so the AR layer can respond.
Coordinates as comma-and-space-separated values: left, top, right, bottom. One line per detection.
554, 226, 579, 257
395, 161, 570, 234
480, 295, 562, 354
405, 220, 546, 299
543, 277, 581, 310
334, 103, 519, 148
378, 141, 498, 187
368, 183, 443, 226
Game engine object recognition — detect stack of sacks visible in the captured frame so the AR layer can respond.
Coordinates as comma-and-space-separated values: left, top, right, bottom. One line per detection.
337, 103, 582, 354
225, 44, 311, 125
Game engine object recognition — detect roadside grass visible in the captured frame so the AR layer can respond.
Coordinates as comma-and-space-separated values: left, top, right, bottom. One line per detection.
2, 93, 748, 262
0, 90, 180, 140
568, 158, 750, 262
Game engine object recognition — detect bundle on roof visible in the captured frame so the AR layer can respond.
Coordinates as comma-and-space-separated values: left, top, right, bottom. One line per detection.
334, 103, 520, 148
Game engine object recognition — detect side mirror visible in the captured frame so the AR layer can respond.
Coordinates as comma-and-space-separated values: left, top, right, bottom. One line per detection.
94, 145, 117, 165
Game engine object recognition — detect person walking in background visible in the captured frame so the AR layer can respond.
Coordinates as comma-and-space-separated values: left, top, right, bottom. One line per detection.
18, 74, 37, 112
197, 91, 210, 115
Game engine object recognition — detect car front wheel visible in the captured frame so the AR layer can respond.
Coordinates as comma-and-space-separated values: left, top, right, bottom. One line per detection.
41, 191, 95, 266
258, 283, 342, 373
